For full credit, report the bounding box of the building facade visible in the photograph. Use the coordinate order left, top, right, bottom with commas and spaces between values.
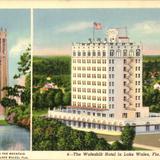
48, 28, 160, 134
0, 28, 8, 100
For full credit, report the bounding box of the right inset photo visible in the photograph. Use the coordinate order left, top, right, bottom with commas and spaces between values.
33, 9, 160, 151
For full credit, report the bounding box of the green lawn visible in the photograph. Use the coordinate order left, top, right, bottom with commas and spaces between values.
0, 119, 8, 125
133, 147, 150, 151
33, 108, 48, 117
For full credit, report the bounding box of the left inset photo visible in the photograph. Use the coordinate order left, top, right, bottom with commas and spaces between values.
0, 9, 30, 150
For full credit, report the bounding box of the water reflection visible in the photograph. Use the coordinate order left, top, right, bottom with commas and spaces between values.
0, 125, 30, 150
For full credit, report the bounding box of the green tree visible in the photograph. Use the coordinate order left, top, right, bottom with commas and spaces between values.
120, 124, 135, 150
54, 90, 63, 107
63, 91, 71, 106
1, 97, 17, 108
111, 141, 124, 150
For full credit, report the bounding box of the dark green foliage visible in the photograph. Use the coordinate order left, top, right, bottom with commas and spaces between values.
54, 90, 63, 107
1, 97, 17, 108
143, 56, 160, 112
33, 56, 71, 76
32, 117, 111, 151
111, 141, 124, 150
63, 92, 71, 106
120, 124, 135, 150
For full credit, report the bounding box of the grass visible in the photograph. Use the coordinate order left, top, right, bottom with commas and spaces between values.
0, 119, 8, 126
133, 147, 151, 151
33, 108, 48, 117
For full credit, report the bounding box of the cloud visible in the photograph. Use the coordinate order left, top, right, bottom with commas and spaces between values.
131, 20, 160, 35
56, 21, 93, 33
10, 38, 30, 56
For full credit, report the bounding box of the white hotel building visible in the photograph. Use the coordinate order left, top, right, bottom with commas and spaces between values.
48, 28, 160, 135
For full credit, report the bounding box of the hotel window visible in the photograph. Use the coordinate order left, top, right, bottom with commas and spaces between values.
92, 96, 96, 100
102, 74, 106, 78
97, 89, 101, 93
109, 114, 114, 118
102, 114, 106, 117
123, 67, 126, 71
103, 89, 106, 93
124, 96, 126, 101
98, 51, 101, 56
78, 95, 81, 99
83, 51, 86, 56
73, 73, 76, 77
97, 81, 101, 86
82, 88, 86, 92
136, 112, 140, 118
136, 49, 140, 56
82, 81, 86, 85
124, 59, 127, 64
124, 89, 126, 93
112, 97, 114, 101
92, 59, 96, 63
87, 59, 91, 63
112, 67, 114, 71
123, 49, 127, 56
155, 125, 160, 131
77, 88, 81, 92
82, 95, 86, 99
87, 67, 91, 70
92, 81, 96, 85
112, 82, 114, 86
87, 81, 91, 85
124, 81, 126, 86
97, 59, 101, 63
77, 67, 81, 70
73, 87, 76, 91
110, 50, 114, 56
97, 74, 101, 78
73, 95, 76, 98
124, 74, 126, 78
77, 80, 81, 84
73, 51, 76, 56
78, 51, 81, 56
77, 59, 81, 63
87, 103, 91, 107
109, 67, 111, 71
73, 59, 76, 63
102, 67, 106, 71
92, 67, 96, 71
77, 73, 81, 78
97, 67, 101, 71
112, 59, 114, 64
87, 51, 91, 56
103, 51, 106, 56
109, 59, 111, 64
103, 97, 106, 101
102, 82, 106, 86
82, 74, 86, 78
92, 89, 96, 93
92, 74, 96, 78
102, 59, 106, 64
73, 80, 76, 84
87, 96, 91, 100
82, 59, 86, 63
87, 88, 91, 92
97, 97, 101, 101
124, 104, 126, 108
122, 113, 127, 118
93, 51, 96, 56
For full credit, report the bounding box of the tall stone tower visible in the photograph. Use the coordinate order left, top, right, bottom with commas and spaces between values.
0, 28, 8, 100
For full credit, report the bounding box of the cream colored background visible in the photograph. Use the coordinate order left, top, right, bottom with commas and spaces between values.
0, 0, 159, 159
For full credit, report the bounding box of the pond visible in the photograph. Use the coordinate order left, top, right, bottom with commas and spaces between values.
0, 125, 30, 150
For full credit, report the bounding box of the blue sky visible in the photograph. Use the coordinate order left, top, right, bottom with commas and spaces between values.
34, 9, 160, 56
0, 9, 30, 85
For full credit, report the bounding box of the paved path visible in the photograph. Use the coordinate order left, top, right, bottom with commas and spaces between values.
133, 143, 160, 150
